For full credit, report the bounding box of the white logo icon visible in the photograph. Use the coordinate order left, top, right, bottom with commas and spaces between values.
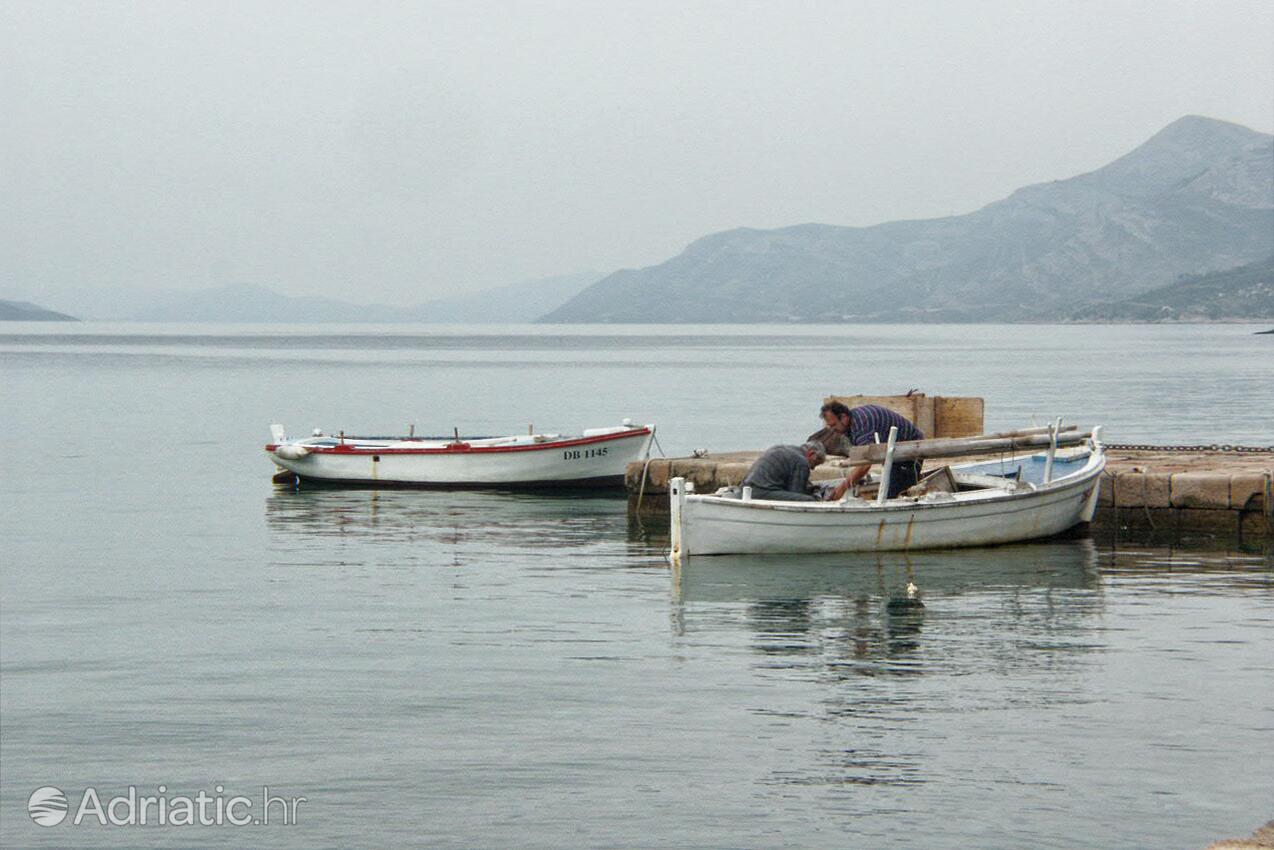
28, 786, 69, 826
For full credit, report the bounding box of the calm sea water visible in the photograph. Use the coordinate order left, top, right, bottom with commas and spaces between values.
2, 323, 1272, 849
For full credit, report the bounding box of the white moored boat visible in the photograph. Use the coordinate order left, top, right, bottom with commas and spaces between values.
670, 424, 1106, 558
267, 420, 655, 489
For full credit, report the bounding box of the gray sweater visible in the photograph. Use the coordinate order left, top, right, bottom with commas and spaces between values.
741, 445, 812, 494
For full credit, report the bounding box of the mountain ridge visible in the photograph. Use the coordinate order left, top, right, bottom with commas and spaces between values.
0, 299, 78, 321
542, 115, 1274, 323
8, 272, 600, 323
1068, 255, 1274, 322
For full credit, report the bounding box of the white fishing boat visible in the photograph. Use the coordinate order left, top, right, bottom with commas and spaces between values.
670, 424, 1106, 558
267, 420, 655, 489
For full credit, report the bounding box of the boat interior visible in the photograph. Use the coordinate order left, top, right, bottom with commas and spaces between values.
713, 449, 1096, 503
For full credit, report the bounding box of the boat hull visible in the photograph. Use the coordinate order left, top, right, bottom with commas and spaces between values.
269, 427, 653, 489
673, 450, 1105, 556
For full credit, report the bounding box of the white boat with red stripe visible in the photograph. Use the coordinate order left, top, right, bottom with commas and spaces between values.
266, 420, 655, 489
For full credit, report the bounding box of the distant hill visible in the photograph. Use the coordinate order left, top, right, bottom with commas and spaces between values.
128, 284, 404, 322
1070, 256, 1274, 322
542, 115, 1274, 323
408, 272, 601, 322
0, 299, 77, 321
18, 272, 598, 323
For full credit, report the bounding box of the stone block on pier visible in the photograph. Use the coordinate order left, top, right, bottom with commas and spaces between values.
1170, 473, 1231, 510
670, 458, 721, 492
1113, 472, 1146, 507
627, 458, 672, 493
715, 463, 751, 487
1144, 472, 1173, 508
1097, 472, 1114, 507
1230, 473, 1270, 513
636, 459, 672, 492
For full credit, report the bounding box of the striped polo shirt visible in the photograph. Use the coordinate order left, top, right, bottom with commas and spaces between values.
848, 405, 924, 446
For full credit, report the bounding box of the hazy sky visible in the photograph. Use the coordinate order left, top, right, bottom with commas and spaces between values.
4, 0, 1273, 304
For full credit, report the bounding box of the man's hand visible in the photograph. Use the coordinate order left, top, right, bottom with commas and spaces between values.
830, 480, 851, 501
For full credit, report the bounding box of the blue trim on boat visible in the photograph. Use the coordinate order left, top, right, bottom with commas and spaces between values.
960, 454, 1089, 486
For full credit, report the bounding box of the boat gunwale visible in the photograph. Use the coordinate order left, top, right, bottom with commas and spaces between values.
265, 426, 652, 456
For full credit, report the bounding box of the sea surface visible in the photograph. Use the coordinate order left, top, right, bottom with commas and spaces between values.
2, 323, 1272, 849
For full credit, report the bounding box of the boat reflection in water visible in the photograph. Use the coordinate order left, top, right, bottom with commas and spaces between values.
265, 487, 634, 550
663, 541, 1108, 792
669, 540, 1104, 679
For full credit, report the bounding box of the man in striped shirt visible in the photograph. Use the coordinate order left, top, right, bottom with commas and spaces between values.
820, 401, 924, 500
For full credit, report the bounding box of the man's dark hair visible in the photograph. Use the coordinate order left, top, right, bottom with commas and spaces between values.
820, 401, 851, 419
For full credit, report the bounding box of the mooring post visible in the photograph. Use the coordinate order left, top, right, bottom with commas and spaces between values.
1264, 472, 1273, 525
876, 426, 899, 506
669, 476, 686, 564
1044, 416, 1061, 483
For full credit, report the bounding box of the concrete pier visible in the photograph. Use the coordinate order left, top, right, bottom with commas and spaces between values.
626, 448, 1274, 546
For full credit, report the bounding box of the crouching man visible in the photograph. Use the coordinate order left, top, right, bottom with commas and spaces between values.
740, 441, 827, 501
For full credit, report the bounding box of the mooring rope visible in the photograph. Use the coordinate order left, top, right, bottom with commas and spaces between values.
634, 429, 669, 512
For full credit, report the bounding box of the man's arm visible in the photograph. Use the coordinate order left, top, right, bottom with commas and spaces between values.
829, 463, 871, 501
832, 424, 873, 498
846, 463, 871, 485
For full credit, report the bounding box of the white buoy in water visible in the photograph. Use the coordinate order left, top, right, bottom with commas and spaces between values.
886, 582, 925, 614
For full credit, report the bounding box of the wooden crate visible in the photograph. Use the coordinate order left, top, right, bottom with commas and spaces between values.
934, 396, 984, 438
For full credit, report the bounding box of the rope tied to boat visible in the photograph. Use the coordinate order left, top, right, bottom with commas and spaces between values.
633, 428, 668, 512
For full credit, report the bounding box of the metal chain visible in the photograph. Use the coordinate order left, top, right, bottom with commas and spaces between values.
1105, 442, 1274, 453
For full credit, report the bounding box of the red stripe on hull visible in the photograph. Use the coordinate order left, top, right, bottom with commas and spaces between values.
280, 473, 627, 491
